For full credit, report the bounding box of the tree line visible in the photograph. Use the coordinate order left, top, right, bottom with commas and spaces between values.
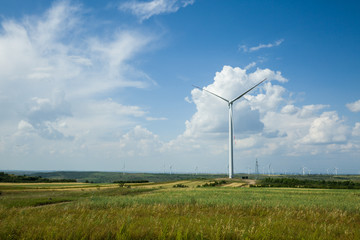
256, 177, 360, 189
113, 180, 149, 184
0, 172, 76, 183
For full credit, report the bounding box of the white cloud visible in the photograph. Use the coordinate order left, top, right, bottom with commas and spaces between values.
234, 137, 256, 149
297, 104, 328, 118
69, 56, 92, 66
281, 104, 298, 114
300, 111, 350, 144
0, 1, 156, 98
184, 96, 192, 103
240, 39, 284, 52
0, 1, 153, 125
146, 117, 168, 121
86, 99, 146, 118
245, 83, 286, 113
162, 65, 360, 172
244, 61, 256, 70
353, 123, 360, 137
172, 66, 288, 154
120, 0, 195, 22
1, 1, 359, 173
119, 125, 163, 156
18, 120, 34, 132
346, 99, 360, 112
20, 90, 73, 140
0, 1, 163, 170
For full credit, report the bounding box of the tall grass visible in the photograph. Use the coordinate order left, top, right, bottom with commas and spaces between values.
1, 186, 360, 239
87, 188, 360, 212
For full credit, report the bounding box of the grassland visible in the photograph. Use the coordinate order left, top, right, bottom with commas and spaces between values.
25, 171, 230, 183
20, 170, 360, 184
1, 178, 360, 239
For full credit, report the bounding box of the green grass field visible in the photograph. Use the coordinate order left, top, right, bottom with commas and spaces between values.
22, 170, 360, 183
1, 179, 360, 239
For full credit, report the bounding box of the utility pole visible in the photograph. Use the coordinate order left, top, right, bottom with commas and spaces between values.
255, 158, 259, 179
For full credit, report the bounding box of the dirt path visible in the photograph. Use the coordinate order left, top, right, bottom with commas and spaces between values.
243, 179, 256, 186
222, 182, 246, 187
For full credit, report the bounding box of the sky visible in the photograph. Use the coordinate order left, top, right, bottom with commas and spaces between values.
0, 0, 359, 174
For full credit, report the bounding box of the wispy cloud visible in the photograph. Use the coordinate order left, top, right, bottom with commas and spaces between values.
244, 61, 256, 70
240, 39, 284, 52
146, 116, 168, 121
119, 0, 195, 22
184, 96, 192, 103
0, 1, 155, 148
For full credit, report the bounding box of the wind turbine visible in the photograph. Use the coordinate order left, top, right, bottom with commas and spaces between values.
268, 163, 272, 176
254, 159, 260, 180
302, 166, 307, 176
193, 78, 267, 178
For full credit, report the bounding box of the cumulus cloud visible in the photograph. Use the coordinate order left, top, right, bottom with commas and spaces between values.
175, 66, 288, 151
120, 0, 195, 22
240, 39, 284, 52
281, 104, 298, 114
20, 90, 73, 140
346, 99, 360, 112
119, 125, 163, 156
163, 65, 360, 172
300, 112, 349, 144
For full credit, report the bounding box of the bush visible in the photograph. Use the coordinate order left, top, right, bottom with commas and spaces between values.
200, 180, 227, 187
257, 178, 360, 189
173, 184, 188, 188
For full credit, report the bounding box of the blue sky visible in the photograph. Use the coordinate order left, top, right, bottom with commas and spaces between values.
0, 0, 359, 174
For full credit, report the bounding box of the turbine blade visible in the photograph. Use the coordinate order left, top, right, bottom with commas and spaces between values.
192, 85, 229, 103
230, 78, 267, 103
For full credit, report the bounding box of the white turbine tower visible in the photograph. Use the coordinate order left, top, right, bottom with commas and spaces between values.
193, 78, 267, 178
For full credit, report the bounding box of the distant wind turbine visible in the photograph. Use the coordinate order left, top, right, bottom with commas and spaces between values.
193, 78, 267, 178
302, 166, 307, 176
268, 163, 272, 176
